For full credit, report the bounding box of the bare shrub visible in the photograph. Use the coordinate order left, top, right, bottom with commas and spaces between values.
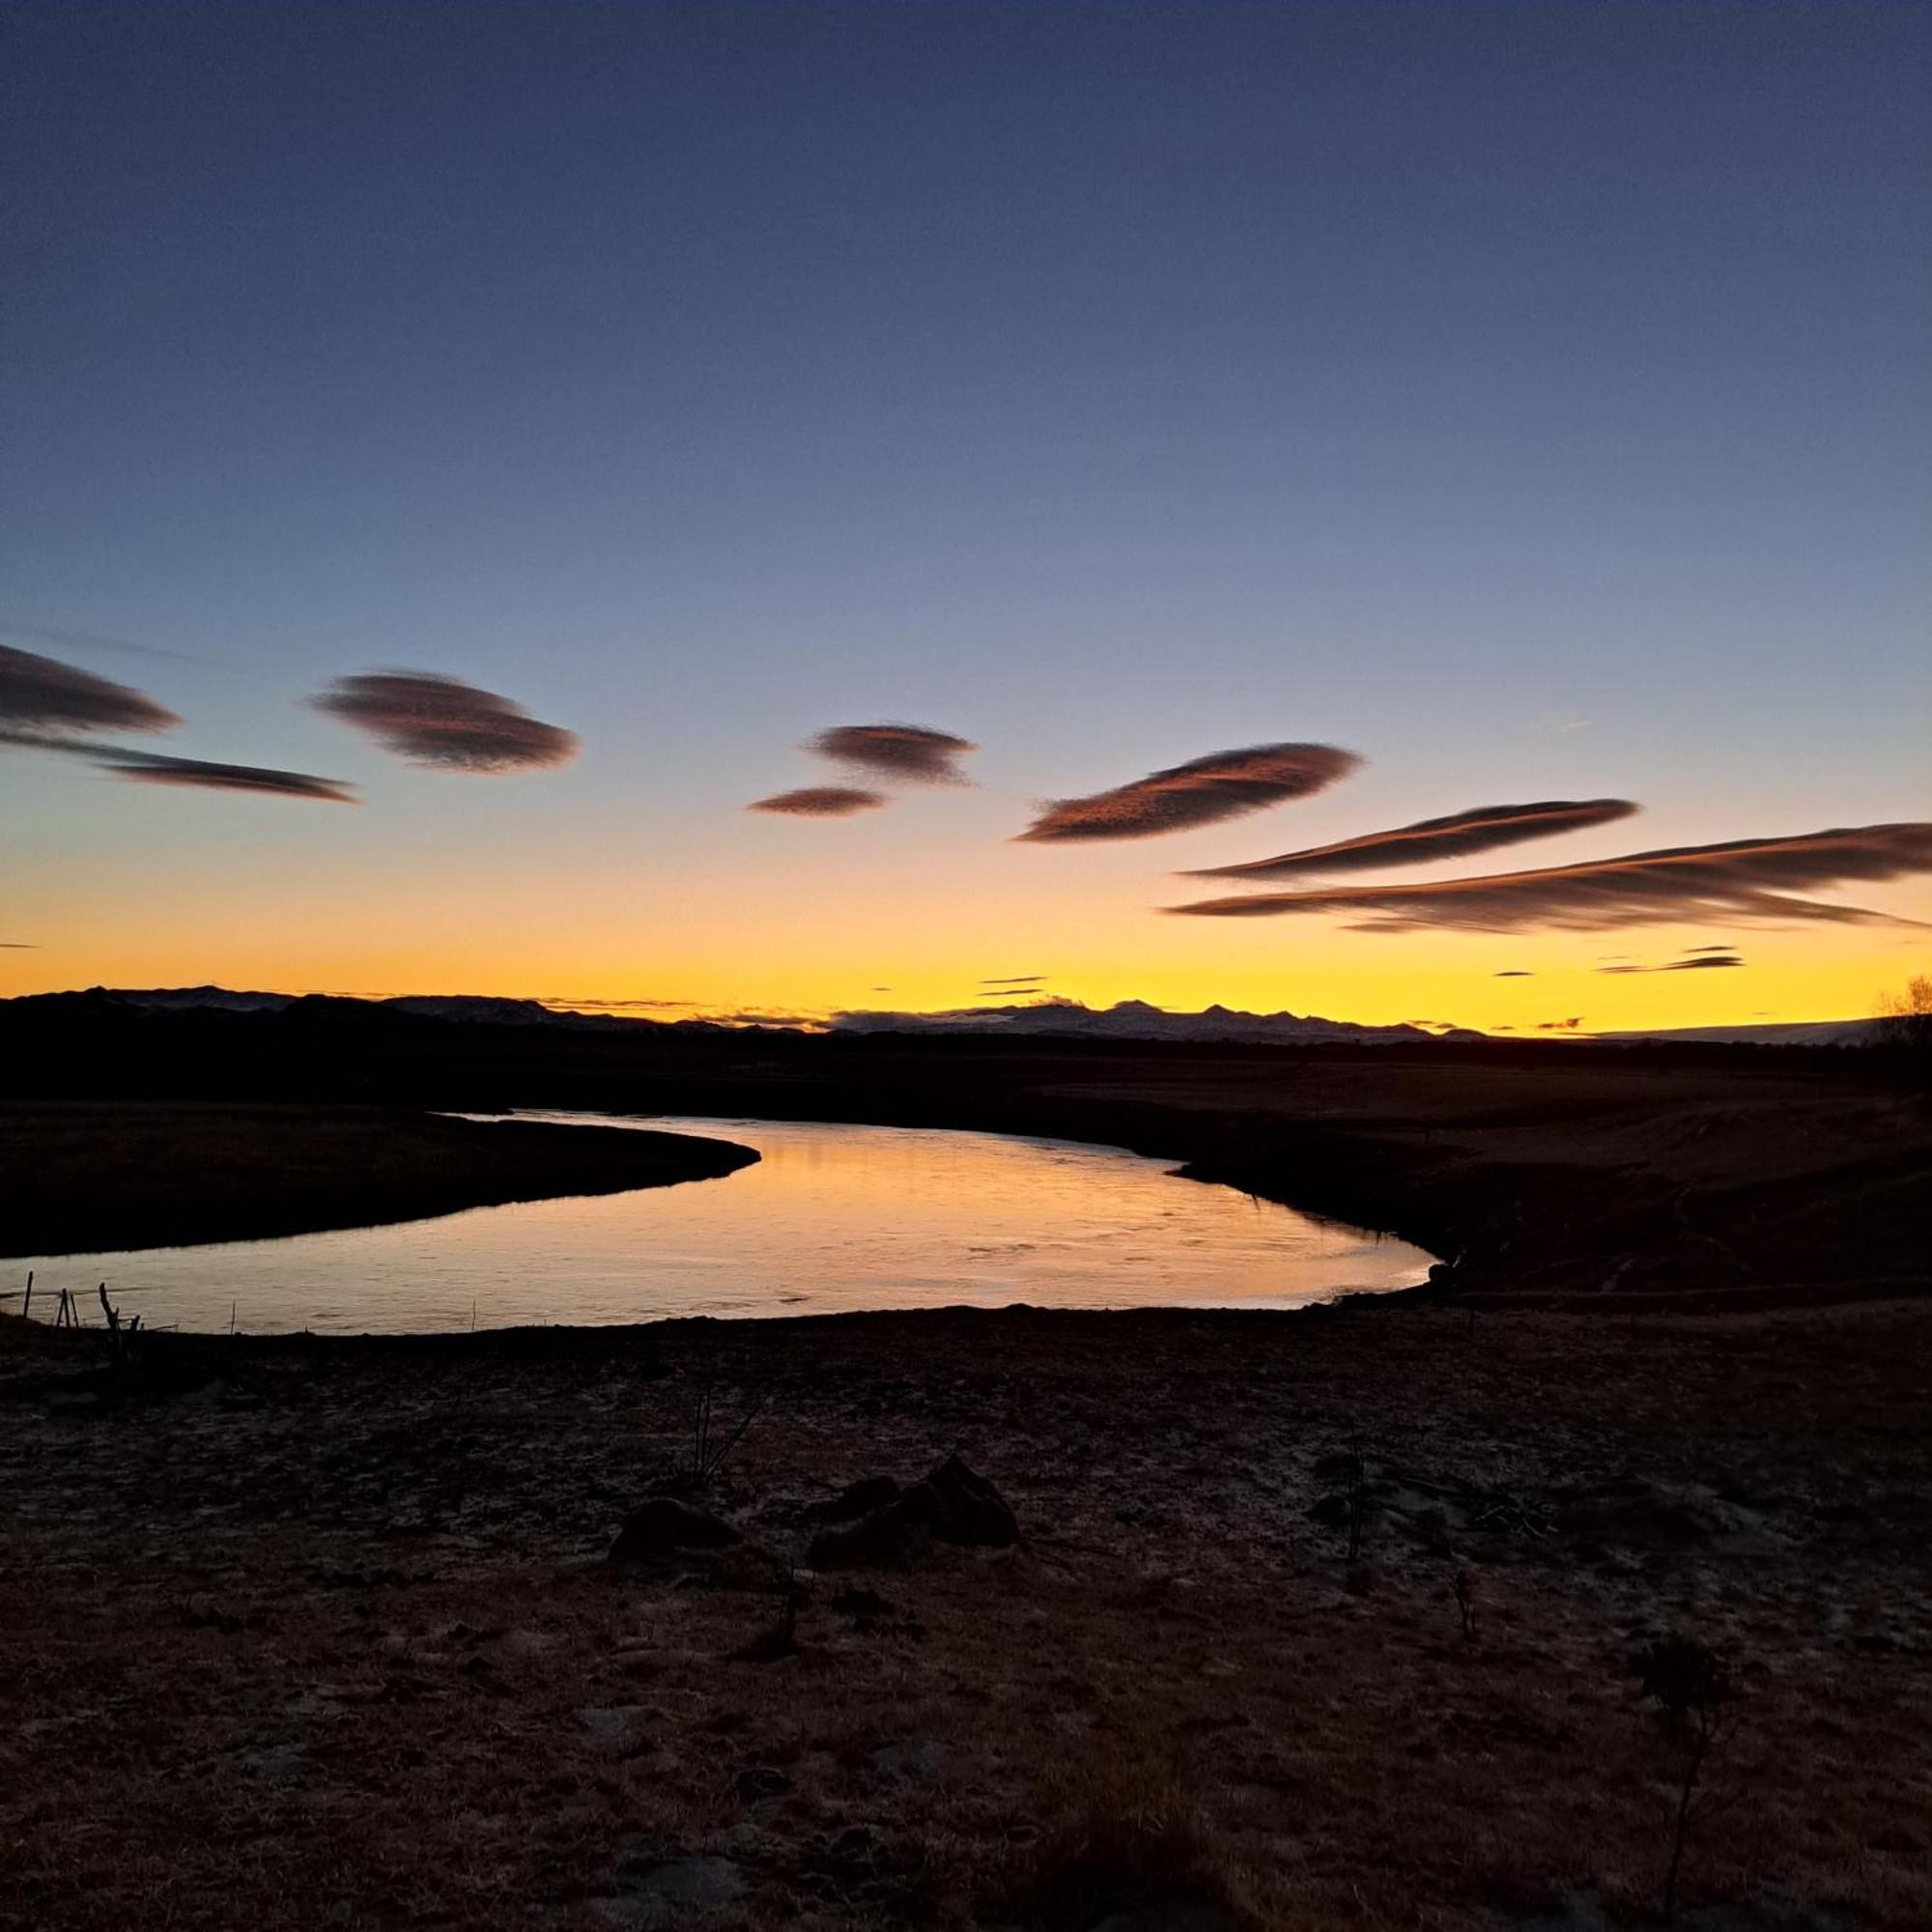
1011, 1739, 1246, 1929
1632, 1634, 1739, 1920
1874, 971, 1932, 1053
668, 1372, 773, 1493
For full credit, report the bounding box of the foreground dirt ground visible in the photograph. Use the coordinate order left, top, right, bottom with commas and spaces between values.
5, 1298, 1929, 1932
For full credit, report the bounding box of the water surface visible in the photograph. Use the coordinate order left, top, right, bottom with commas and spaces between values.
19, 1112, 1431, 1334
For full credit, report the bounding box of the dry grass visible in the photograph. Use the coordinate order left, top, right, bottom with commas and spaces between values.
4, 1295, 1930, 1929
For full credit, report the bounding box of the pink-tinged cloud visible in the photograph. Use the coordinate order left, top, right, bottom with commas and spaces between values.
1168, 823, 1932, 932
92, 747, 358, 803
0, 643, 180, 738
312, 672, 578, 773
1018, 743, 1359, 843
747, 785, 887, 818
1185, 798, 1636, 881
808, 724, 976, 784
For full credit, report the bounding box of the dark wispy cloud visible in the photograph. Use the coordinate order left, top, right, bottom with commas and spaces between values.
3, 622, 201, 666
808, 724, 975, 785
747, 785, 886, 818
91, 747, 358, 802
1185, 798, 1636, 882
312, 672, 579, 774
1682, 943, 1739, 954
1018, 743, 1359, 843
0, 643, 180, 740
1169, 824, 1932, 932
980, 973, 1047, 986
1493, 970, 1536, 978
1598, 952, 1745, 975
1540, 1017, 1584, 1031
1, 942, 36, 949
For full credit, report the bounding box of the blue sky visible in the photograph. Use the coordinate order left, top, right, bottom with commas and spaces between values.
2, 4, 1926, 1025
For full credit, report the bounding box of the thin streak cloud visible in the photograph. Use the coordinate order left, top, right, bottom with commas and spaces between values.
3, 622, 202, 666
91, 748, 359, 802
1018, 743, 1359, 843
1168, 823, 1932, 933
747, 786, 886, 817
808, 724, 975, 784
312, 672, 579, 774
1598, 953, 1746, 975
1184, 798, 1637, 881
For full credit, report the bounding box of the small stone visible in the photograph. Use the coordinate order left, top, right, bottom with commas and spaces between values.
598, 1854, 743, 1929
609, 1497, 740, 1565
810, 1455, 1016, 1569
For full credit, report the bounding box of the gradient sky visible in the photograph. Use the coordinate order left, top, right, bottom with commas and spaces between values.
3, 3, 1926, 1032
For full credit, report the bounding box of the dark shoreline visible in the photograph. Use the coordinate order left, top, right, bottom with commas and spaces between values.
0, 1101, 758, 1263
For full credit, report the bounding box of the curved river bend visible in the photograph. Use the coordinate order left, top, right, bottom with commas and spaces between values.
21, 1112, 1433, 1335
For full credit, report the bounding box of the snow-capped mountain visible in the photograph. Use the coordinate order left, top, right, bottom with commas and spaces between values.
829, 998, 1479, 1045
1586, 1018, 1883, 1047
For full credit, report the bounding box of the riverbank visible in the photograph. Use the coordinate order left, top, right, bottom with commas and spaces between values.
0, 1102, 757, 1259
5, 1017, 1928, 1304
5, 1296, 1929, 1930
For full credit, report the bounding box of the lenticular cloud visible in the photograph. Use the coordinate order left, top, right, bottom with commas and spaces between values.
1018, 743, 1358, 843
1168, 823, 1932, 932
807, 724, 976, 785
311, 672, 579, 774
1186, 798, 1636, 881
747, 786, 886, 817
0, 643, 181, 741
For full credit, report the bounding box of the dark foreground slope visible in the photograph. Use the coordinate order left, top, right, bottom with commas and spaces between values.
3, 992, 1927, 1304
4, 1299, 1929, 1931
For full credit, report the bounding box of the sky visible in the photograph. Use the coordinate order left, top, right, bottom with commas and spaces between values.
2, 3, 1927, 1034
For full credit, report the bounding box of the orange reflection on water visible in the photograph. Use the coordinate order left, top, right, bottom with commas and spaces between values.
20, 1115, 1434, 1335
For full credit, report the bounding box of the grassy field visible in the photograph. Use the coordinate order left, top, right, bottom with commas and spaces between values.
0, 1101, 756, 1259
4, 1296, 1929, 1930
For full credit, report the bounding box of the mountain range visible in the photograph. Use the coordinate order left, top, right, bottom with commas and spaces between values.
0, 985, 1885, 1049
